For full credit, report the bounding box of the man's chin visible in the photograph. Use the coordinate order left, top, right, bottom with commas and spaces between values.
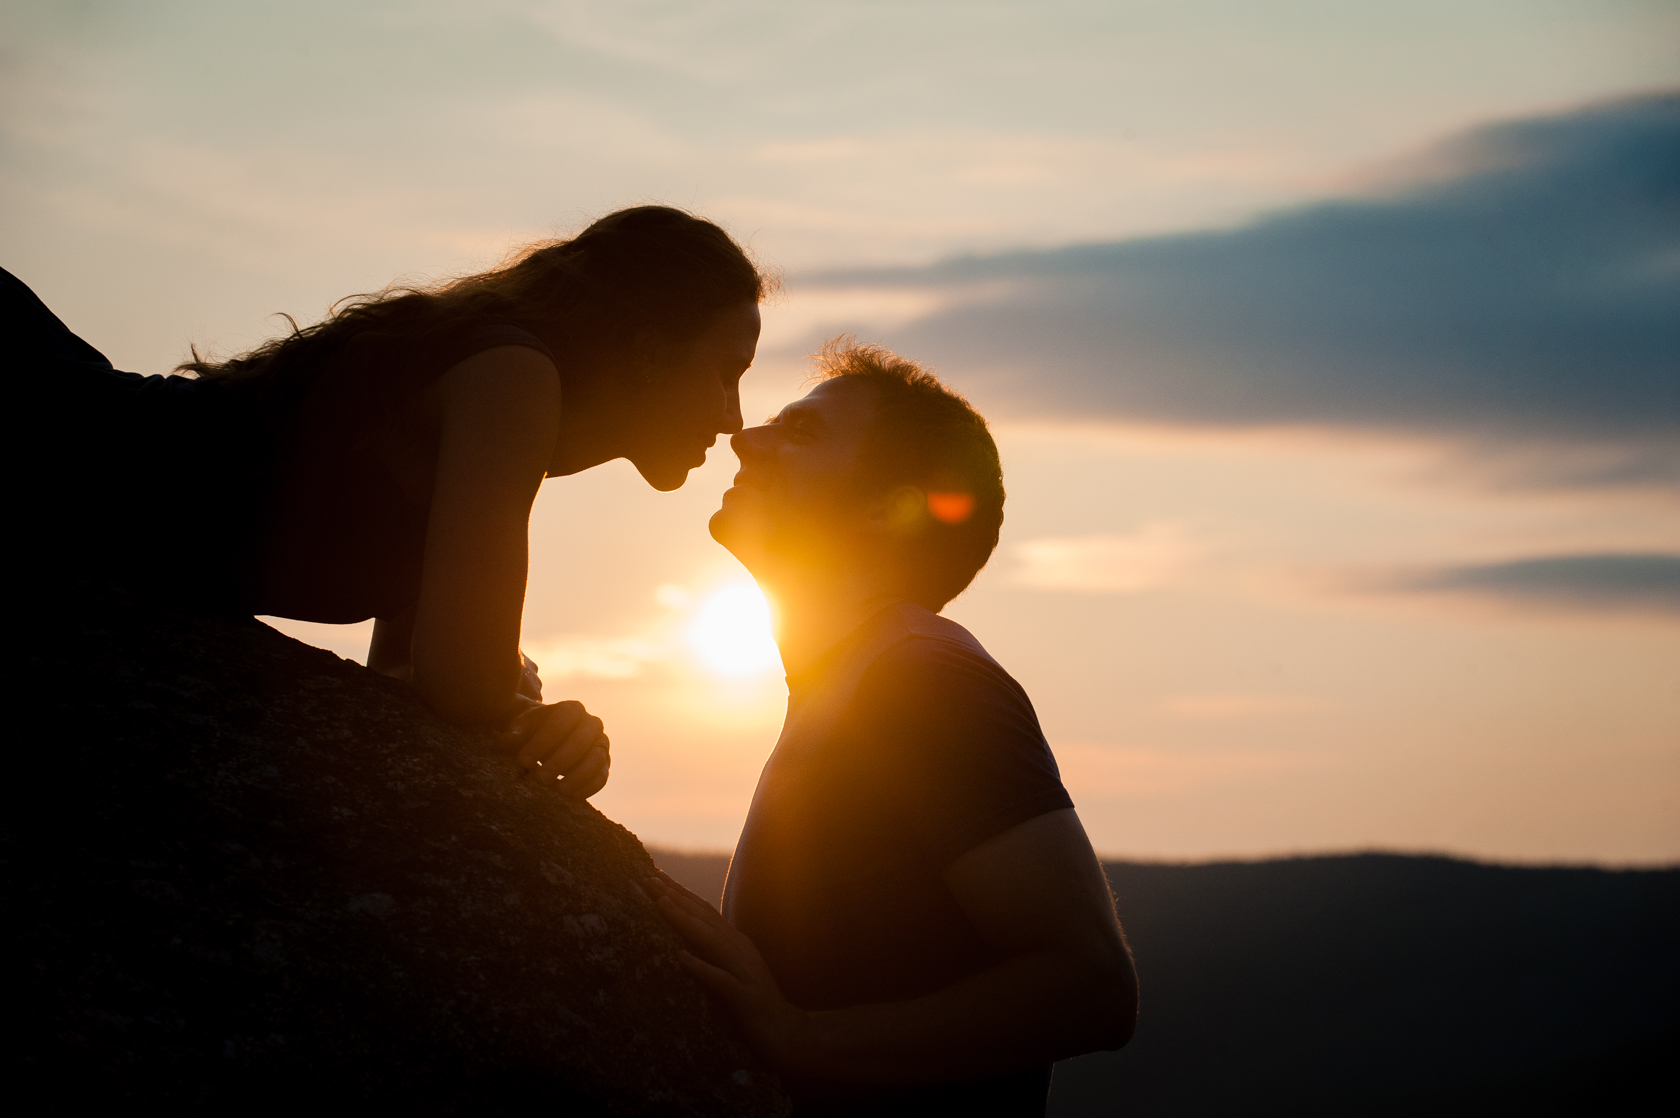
708, 506, 741, 548
708, 507, 767, 567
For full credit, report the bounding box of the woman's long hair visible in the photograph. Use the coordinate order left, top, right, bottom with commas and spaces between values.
178, 206, 771, 416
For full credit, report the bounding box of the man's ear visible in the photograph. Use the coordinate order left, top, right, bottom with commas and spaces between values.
866, 485, 929, 536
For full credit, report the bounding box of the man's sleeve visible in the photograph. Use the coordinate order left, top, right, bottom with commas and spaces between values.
851, 638, 1075, 868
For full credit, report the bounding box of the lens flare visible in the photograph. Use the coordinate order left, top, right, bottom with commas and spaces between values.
687, 583, 780, 677
927, 491, 975, 524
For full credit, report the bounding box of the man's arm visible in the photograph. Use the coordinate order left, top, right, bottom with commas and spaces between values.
651, 807, 1137, 1083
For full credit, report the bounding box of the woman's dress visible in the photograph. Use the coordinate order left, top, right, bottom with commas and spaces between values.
9, 265, 554, 621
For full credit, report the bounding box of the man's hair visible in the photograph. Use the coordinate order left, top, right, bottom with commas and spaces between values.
813, 338, 1005, 611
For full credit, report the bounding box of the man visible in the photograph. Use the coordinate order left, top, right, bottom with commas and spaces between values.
648, 341, 1137, 1115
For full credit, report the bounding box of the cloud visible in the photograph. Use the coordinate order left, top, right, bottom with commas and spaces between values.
520, 635, 664, 680
1384, 553, 1680, 614
1055, 743, 1316, 797
796, 92, 1680, 478
1162, 694, 1330, 720
1014, 523, 1200, 592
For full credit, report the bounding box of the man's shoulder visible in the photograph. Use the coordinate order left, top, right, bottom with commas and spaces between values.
855, 610, 1037, 723
843, 610, 1070, 856
871, 611, 1012, 678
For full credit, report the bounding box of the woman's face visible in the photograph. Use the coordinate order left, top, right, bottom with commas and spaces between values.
625, 301, 760, 491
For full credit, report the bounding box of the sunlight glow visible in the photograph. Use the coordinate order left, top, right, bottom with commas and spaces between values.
687, 583, 781, 678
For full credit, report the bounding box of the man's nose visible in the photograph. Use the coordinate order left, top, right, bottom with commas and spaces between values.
730, 423, 773, 460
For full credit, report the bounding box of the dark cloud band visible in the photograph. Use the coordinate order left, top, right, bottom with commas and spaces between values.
798, 92, 1680, 469
1387, 554, 1680, 613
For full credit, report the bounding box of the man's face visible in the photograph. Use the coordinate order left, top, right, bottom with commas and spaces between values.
708, 376, 880, 574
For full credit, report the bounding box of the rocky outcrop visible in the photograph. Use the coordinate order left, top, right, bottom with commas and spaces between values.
9, 581, 786, 1115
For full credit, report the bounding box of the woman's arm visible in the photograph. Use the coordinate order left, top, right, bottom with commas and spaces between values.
384, 344, 612, 796
409, 346, 560, 725
368, 612, 416, 681
368, 618, 541, 694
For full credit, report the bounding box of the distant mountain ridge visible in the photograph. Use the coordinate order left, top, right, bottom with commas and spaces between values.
649, 849, 1677, 1116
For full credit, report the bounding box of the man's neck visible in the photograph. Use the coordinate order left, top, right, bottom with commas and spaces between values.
765, 569, 907, 679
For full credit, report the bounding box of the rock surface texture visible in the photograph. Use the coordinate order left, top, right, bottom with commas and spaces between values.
11, 582, 787, 1115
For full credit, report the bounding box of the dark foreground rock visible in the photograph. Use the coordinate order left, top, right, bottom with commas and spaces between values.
9, 582, 787, 1115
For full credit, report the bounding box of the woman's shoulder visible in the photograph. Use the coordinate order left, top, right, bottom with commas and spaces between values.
340, 320, 553, 374
326, 321, 556, 415
421, 322, 556, 375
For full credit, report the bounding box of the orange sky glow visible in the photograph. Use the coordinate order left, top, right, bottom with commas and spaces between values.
6, 0, 1675, 863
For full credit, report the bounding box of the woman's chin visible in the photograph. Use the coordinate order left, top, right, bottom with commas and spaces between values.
634, 459, 692, 491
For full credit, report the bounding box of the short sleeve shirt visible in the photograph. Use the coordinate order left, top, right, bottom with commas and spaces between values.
722, 603, 1073, 1115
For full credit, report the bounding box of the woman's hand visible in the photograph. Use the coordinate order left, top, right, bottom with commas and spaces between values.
646, 871, 818, 1073
499, 699, 611, 798
517, 651, 544, 702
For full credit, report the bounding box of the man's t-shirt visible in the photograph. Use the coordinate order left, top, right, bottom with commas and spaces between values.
722, 603, 1074, 1116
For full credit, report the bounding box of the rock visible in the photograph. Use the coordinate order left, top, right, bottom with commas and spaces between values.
8, 581, 788, 1115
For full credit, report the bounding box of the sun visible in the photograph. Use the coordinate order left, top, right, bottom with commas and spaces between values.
686, 583, 780, 677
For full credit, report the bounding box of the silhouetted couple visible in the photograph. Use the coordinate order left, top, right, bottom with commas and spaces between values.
11, 206, 1135, 1115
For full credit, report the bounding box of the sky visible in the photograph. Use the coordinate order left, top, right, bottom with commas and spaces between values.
4, 0, 1676, 863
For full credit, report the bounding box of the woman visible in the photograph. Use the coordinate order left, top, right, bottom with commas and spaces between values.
17, 206, 769, 797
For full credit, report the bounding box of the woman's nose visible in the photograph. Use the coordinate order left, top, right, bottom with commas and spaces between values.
720, 383, 744, 435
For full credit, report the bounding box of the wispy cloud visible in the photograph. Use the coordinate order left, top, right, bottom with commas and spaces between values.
1014, 523, 1201, 592
1055, 743, 1316, 797
519, 635, 665, 681
1162, 694, 1331, 720
796, 93, 1680, 484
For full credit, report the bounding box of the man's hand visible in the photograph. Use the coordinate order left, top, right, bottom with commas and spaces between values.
498, 699, 611, 798
654, 810, 1135, 1086
646, 871, 817, 1072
